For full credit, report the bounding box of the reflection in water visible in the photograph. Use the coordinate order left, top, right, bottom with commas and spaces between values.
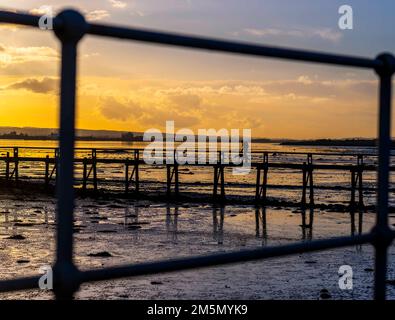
255, 206, 267, 245
212, 206, 224, 245
350, 209, 364, 236
301, 207, 314, 241
350, 208, 364, 252
166, 205, 178, 243
44, 207, 49, 227
124, 205, 141, 241
3, 209, 9, 232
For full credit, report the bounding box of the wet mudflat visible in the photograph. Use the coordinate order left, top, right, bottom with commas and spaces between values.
1, 191, 395, 300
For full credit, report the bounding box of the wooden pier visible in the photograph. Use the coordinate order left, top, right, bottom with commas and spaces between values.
0, 146, 389, 207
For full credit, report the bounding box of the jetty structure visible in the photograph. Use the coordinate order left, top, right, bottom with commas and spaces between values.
0, 145, 382, 209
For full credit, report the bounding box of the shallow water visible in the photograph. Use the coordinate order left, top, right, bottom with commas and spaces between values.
0, 191, 395, 300
1, 140, 395, 299
0, 140, 392, 207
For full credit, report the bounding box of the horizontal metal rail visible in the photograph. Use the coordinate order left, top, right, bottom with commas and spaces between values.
0, 9, 394, 300
0, 233, 375, 293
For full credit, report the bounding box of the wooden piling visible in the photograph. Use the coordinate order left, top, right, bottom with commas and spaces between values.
92, 149, 97, 192
301, 154, 314, 207
255, 152, 269, 203
82, 157, 87, 192
45, 155, 50, 186
125, 159, 129, 194
5, 152, 9, 181
13, 147, 19, 182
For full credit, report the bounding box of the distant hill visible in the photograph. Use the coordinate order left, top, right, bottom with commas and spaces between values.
0, 126, 144, 141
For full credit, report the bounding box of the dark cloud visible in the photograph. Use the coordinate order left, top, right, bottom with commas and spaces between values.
7, 77, 58, 94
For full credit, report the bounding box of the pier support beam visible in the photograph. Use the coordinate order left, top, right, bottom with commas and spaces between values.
166, 164, 179, 197
4, 148, 19, 183
301, 153, 314, 207
45, 154, 58, 187
125, 150, 140, 195
81, 149, 98, 192
350, 155, 365, 209
255, 152, 269, 203
213, 164, 225, 201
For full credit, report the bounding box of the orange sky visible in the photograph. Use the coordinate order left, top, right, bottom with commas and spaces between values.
0, 1, 394, 139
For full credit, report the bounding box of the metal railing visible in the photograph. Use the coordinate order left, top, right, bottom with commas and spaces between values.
0, 9, 394, 300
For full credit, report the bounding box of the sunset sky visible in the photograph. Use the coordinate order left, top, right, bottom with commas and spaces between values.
0, 0, 394, 139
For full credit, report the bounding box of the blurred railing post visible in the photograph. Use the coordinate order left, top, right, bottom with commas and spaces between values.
373, 53, 395, 300
53, 10, 87, 299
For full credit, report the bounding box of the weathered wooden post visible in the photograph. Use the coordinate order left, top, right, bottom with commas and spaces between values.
125, 158, 129, 195
350, 168, 356, 208
357, 155, 364, 208
301, 162, 307, 206
45, 155, 50, 186
92, 149, 97, 192
166, 164, 171, 197
5, 152, 9, 181
134, 149, 139, 194
13, 147, 19, 182
82, 157, 87, 192
213, 151, 225, 200
307, 153, 314, 205
255, 152, 269, 203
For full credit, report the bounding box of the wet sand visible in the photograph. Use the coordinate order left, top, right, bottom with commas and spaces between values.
1, 190, 395, 300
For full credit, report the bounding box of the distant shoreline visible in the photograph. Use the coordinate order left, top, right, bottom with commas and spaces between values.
280, 139, 391, 148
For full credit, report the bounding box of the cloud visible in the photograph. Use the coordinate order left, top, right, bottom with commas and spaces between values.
86, 10, 110, 21
6, 77, 58, 94
243, 27, 342, 42
100, 97, 142, 121
0, 44, 58, 68
108, 0, 127, 8
99, 96, 201, 127
297, 75, 313, 85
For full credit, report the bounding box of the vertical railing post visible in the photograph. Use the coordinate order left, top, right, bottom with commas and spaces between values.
373, 53, 395, 300
53, 10, 87, 300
